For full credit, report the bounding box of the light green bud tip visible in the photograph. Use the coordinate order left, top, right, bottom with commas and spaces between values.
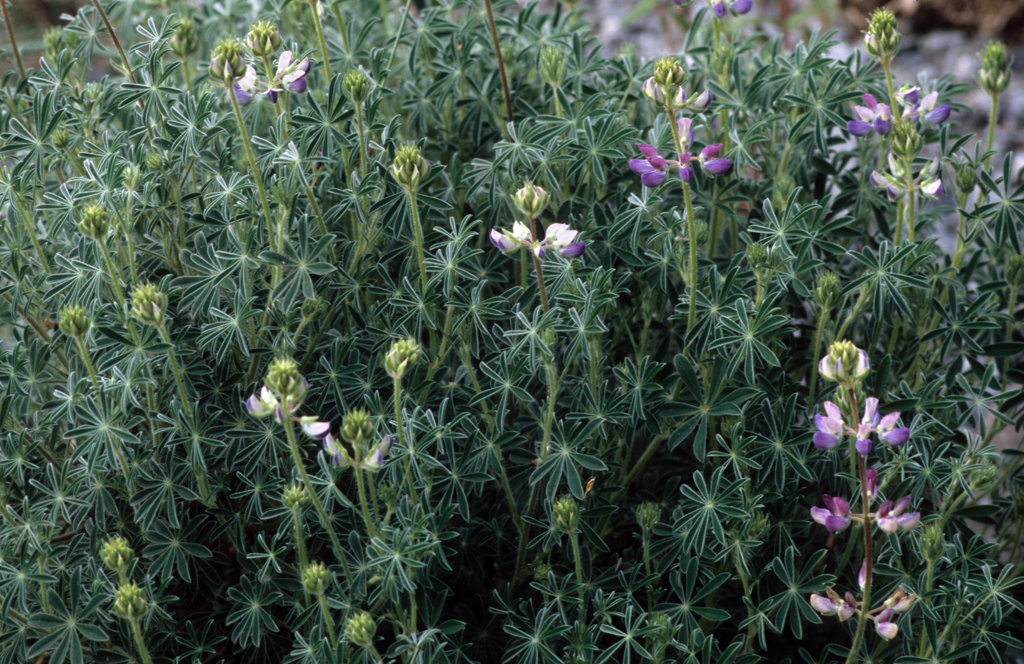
385, 337, 422, 379
378, 484, 399, 509
748, 510, 770, 540
746, 242, 768, 267
283, 483, 309, 510
865, 8, 901, 62
145, 151, 165, 172
44, 27, 64, 61
244, 20, 282, 58
341, 408, 375, 447
553, 495, 579, 533
171, 16, 200, 58
653, 57, 685, 92
209, 37, 248, 83
954, 162, 978, 195
347, 611, 377, 649
979, 41, 1011, 96
301, 296, 326, 322
101, 536, 134, 574
265, 357, 305, 401
815, 271, 841, 310
636, 502, 661, 532
533, 564, 552, 582
131, 283, 167, 326
970, 461, 999, 493
302, 562, 329, 594
391, 144, 430, 192
822, 339, 869, 383
1006, 253, 1024, 289
343, 69, 370, 104
78, 203, 109, 239
890, 121, 922, 160
919, 522, 945, 562
514, 183, 549, 219
114, 583, 149, 621
50, 127, 70, 150
540, 46, 566, 87
59, 305, 91, 339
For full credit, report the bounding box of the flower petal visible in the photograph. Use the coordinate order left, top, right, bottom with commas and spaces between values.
847, 121, 873, 137
641, 171, 667, 188
702, 158, 731, 175
629, 159, 655, 175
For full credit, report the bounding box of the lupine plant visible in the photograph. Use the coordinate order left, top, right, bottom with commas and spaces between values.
1, 0, 1023, 663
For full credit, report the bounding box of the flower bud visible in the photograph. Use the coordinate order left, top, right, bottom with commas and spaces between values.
865, 8, 901, 62
265, 357, 306, 404
533, 564, 552, 582
390, 144, 430, 192
890, 121, 922, 161
101, 536, 134, 574
514, 183, 549, 219
114, 583, 149, 621
969, 460, 999, 493
1006, 253, 1024, 289
131, 283, 167, 326
343, 68, 370, 104
748, 510, 770, 540
653, 57, 686, 92
301, 296, 326, 322
919, 522, 945, 562
553, 495, 579, 533
283, 483, 309, 510
44, 27, 64, 62
244, 20, 282, 58
122, 164, 142, 193
636, 502, 661, 533
384, 337, 422, 379
209, 37, 248, 83
302, 562, 329, 594
954, 162, 978, 195
746, 242, 768, 268
540, 46, 566, 87
347, 611, 377, 649
979, 41, 1011, 97
78, 203, 109, 239
59, 305, 91, 339
51, 127, 70, 150
171, 16, 200, 59
820, 340, 869, 383
341, 409, 375, 447
378, 484, 399, 511
815, 271, 841, 310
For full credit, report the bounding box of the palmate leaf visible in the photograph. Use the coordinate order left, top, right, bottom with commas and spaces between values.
27, 570, 108, 664
259, 220, 335, 312
225, 576, 283, 648
677, 467, 748, 557
765, 547, 834, 639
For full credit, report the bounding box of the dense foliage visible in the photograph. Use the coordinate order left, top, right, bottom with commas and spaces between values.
1, 0, 1023, 663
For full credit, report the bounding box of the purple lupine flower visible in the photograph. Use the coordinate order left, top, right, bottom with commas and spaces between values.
699, 143, 731, 174
921, 179, 943, 197
690, 89, 712, 111
811, 495, 851, 532
865, 469, 878, 500
559, 242, 586, 258
818, 346, 869, 382
855, 421, 873, 456
813, 401, 844, 450
847, 94, 892, 136
730, 0, 753, 14
809, 592, 855, 621
874, 609, 899, 640
630, 143, 670, 188
490, 229, 519, 254
302, 420, 332, 438
858, 560, 867, 590
710, 0, 752, 18
877, 411, 909, 446
642, 77, 663, 104
377, 435, 394, 456
323, 434, 351, 468
231, 65, 258, 105
276, 51, 311, 93
876, 496, 920, 533
918, 91, 950, 124
678, 118, 694, 149
246, 386, 278, 417
363, 449, 385, 470
539, 223, 586, 259
895, 86, 920, 108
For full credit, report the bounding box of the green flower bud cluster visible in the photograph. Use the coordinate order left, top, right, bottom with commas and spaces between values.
283, 483, 309, 510
385, 337, 422, 379
265, 357, 306, 402
302, 562, 329, 594
865, 9, 901, 62
712, 40, 734, 80
171, 16, 200, 59
746, 242, 768, 268
821, 339, 869, 384
50, 128, 70, 150
300, 296, 326, 322
653, 57, 686, 93
553, 495, 579, 533
131, 283, 167, 326
101, 536, 135, 574
347, 611, 377, 649
969, 460, 999, 493
636, 502, 661, 533
209, 37, 248, 83
815, 271, 841, 310
954, 161, 978, 194
514, 183, 549, 219
919, 522, 945, 562
59, 305, 91, 339
145, 151, 165, 172
890, 121, 922, 161
114, 583, 149, 621
1006, 253, 1024, 289
123, 164, 142, 192
533, 564, 552, 582
979, 41, 1011, 97
244, 20, 282, 58
44, 27, 64, 62
341, 409, 375, 448
391, 144, 430, 192
540, 46, 566, 87
747, 510, 770, 540
78, 203, 109, 239
343, 69, 370, 104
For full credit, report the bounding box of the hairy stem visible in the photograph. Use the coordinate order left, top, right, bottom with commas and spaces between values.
482, 0, 513, 125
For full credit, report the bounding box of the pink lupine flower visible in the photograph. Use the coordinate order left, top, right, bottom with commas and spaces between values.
847, 94, 892, 136
813, 401, 844, 450
811, 495, 851, 532
630, 143, 670, 188
876, 497, 920, 533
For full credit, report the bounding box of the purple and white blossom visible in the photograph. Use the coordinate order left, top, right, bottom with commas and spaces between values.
874, 608, 899, 640
630, 143, 670, 188
847, 94, 892, 137
809, 592, 856, 621
810, 495, 851, 532
813, 401, 844, 450
876, 497, 920, 533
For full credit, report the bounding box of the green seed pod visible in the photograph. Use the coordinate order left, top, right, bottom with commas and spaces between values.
514, 183, 549, 219
343, 68, 370, 104
171, 16, 200, 59
384, 337, 422, 379
114, 583, 149, 621
78, 203, 109, 239
283, 484, 309, 510
919, 521, 945, 563
890, 121, 923, 161
341, 409, 375, 447
302, 562, 329, 594
553, 495, 579, 533
347, 611, 377, 649
1007, 253, 1024, 289
131, 283, 167, 326
865, 8, 901, 62
265, 357, 306, 403
815, 271, 841, 310
979, 40, 1011, 97
636, 502, 661, 533
540, 46, 566, 88
59, 305, 91, 339
209, 37, 248, 83
244, 20, 282, 58
101, 536, 134, 574
391, 144, 430, 192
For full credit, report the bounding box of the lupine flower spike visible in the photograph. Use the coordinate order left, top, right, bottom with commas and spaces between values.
809, 588, 856, 621
490, 221, 585, 259
870, 155, 943, 202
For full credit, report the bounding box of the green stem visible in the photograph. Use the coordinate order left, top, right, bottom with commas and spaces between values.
11, 191, 50, 273
669, 110, 698, 334
808, 306, 830, 406
985, 92, 997, 170
129, 618, 154, 664
309, 0, 333, 81
292, 506, 309, 571
74, 337, 101, 392
882, 59, 899, 117
409, 191, 429, 297
1, 0, 27, 81
1004, 285, 1018, 390
527, 215, 549, 312
904, 163, 916, 244
842, 391, 873, 664
394, 375, 416, 496
123, 195, 138, 286
569, 528, 585, 606
156, 325, 193, 422
331, 4, 351, 53
317, 592, 339, 650
355, 102, 369, 181
229, 87, 275, 251
181, 58, 193, 96
482, 0, 513, 125
353, 465, 377, 539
